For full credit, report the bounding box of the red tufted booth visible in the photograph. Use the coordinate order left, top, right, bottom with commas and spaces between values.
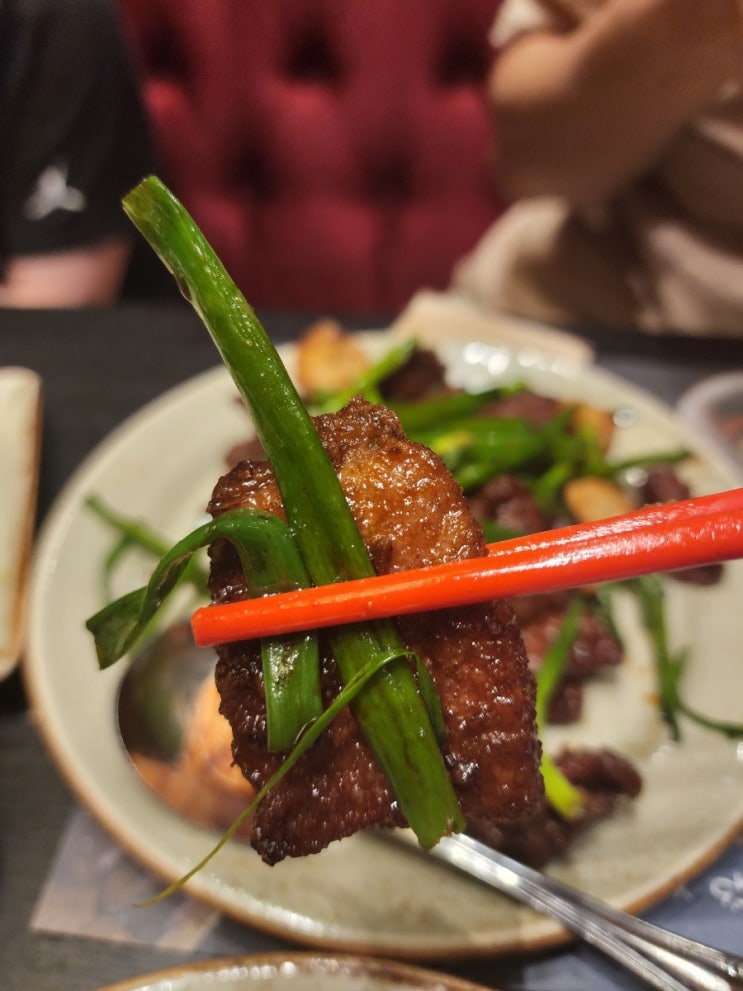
118, 0, 503, 313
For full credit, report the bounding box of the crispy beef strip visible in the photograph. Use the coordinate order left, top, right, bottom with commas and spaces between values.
468, 474, 552, 536
641, 466, 723, 586
468, 473, 623, 725
378, 346, 449, 401
514, 598, 624, 724
208, 397, 543, 864
470, 747, 642, 867
484, 390, 564, 428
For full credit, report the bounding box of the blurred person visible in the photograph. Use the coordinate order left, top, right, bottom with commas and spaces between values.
0, 0, 155, 307
453, 0, 743, 336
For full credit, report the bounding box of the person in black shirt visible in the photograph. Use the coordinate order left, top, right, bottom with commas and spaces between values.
0, 0, 156, 306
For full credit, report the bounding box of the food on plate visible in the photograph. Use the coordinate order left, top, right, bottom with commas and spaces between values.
87, 178, 740, 886
129, 676, 255, 836
294, 318, 369, 396
209, 396, 543, 864
291, 326, 721, 732
186, 678, 254, 804
472, 747, 641, 867
283, 328, 663, 862
89, 178, 550, 872
563, 476, 634, 523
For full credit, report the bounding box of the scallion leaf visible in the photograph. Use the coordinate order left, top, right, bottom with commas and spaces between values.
121, 176, 465, 847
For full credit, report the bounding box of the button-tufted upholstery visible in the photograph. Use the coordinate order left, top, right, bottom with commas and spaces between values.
119, 1, 503, 313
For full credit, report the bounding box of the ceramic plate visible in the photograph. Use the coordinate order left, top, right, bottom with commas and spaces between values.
25, 333, 743, 960
95, 952, 495, 991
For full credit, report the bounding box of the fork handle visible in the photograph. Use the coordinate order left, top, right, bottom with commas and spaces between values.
433, 834, 743, 991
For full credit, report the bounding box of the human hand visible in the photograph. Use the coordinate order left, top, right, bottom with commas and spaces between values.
490, 0, 743, 203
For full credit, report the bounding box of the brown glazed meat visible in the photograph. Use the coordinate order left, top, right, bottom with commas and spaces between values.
208, 397, 543, 864
470, 747, 642, 867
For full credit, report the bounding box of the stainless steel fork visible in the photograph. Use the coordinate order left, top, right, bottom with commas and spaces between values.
392, 830, 743, 991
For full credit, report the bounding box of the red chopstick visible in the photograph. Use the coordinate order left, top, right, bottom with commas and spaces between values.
191, 488, 743, 647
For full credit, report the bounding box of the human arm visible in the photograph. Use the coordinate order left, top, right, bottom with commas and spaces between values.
0, 237, 132, 308
0, 0, 155, 308
489, 0, 743, 206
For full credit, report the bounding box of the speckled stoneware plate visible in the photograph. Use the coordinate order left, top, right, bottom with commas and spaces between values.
95, 952, 495, 991
25, 332, 743, 960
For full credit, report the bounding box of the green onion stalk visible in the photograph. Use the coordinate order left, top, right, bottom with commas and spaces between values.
87, 509, 323, 753
600, 577, 743, 741
309, 338, 418, 413
534, 598, 583, 819
86, 494, 209, 600
120, 176, 465, 847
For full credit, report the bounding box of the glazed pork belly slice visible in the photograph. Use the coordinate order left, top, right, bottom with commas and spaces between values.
469, 747, 642, 867
208, 397, 543, 865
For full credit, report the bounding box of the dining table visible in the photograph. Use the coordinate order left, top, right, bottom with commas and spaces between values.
1, 300, 742, 991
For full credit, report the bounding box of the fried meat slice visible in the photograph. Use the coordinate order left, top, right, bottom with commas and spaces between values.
208, 397, 543, 864
470, 747, 642, 867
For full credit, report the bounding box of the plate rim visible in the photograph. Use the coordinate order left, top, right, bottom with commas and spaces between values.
92, 950, 497, 991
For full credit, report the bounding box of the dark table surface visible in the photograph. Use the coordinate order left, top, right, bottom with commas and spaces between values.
1, 303, 742, 991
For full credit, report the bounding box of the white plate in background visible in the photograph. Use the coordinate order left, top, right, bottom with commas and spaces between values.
95, 952, 495, 991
